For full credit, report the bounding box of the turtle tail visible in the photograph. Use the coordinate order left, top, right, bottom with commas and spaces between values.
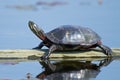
28, 21, 46, 40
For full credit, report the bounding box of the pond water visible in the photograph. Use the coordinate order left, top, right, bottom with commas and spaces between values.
0, 0, 120, 80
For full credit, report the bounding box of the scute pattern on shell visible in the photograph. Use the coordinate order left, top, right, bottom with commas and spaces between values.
46, 25, 101, 45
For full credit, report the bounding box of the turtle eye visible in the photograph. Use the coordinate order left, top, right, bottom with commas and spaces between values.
33, 24, 37, 27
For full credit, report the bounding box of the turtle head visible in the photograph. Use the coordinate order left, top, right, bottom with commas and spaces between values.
28, 21, 46, 40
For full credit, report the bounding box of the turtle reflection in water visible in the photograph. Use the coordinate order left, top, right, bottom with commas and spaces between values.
36, 58, 112, 80
28, 21, 112, 59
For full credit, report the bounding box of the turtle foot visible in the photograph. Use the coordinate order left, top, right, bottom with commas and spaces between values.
103, 45, 112, 56
98, 45, 112, 57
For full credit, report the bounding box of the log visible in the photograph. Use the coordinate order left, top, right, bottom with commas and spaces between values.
0, 48, 119, 59
0, 48, 119, 63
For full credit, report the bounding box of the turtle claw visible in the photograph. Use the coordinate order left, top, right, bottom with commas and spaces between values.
40, 55, 49, 60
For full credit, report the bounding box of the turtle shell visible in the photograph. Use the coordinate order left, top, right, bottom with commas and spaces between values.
46, 25, 101, 46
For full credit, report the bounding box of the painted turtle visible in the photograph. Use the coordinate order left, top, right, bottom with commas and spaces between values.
28, 21, 112, 59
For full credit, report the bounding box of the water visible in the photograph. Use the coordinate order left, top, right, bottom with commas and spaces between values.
0, 0, 120, 80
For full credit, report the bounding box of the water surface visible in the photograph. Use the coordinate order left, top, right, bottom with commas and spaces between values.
0, 0, 120, 80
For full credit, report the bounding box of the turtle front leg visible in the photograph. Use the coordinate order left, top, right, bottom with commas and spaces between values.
41, 45, 57, 59
33, 42, 44, 49
41, 45, 63, 59
97, 44, 112, 56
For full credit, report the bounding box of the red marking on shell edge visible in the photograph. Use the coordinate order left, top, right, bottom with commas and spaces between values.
97, 40, 102, 45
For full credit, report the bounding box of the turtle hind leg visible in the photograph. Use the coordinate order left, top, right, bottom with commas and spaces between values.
97, 44, 112, 56
33, 42, 44, 49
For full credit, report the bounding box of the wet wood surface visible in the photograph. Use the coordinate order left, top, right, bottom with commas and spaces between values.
0, 48, 119, 59
0, 48, 120, 62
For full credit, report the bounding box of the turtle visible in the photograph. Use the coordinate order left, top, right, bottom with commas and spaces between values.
28, 21, 112, 59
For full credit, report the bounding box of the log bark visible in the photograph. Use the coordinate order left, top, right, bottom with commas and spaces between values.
0, 48, 120, 62
0, 48, 119, 59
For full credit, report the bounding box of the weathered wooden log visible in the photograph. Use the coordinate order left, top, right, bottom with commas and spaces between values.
0, 48, 119, 59
0, 48, 119, 63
